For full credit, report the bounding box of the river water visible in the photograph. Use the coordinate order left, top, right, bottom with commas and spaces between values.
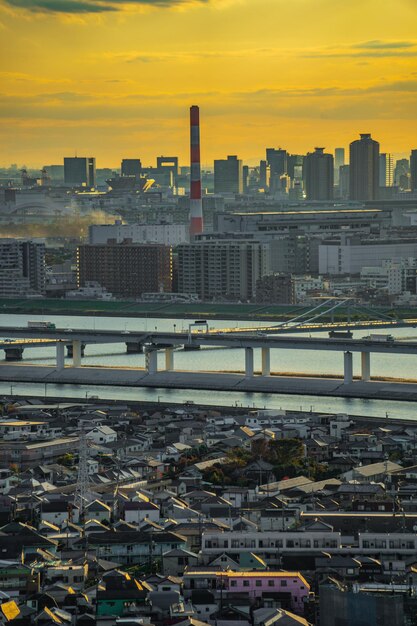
1, 313, 417, 420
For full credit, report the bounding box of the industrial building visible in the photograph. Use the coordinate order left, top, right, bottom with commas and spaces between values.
213, 207, 389, 237
319, 236, 417, 275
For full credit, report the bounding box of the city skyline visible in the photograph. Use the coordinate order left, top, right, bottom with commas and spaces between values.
0, 0, 416, 166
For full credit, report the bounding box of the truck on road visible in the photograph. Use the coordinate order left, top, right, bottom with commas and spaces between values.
363, 333, 394, 342
27, 321, 56, 330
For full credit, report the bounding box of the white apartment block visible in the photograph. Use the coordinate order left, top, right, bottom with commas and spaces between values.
177, 240, 270, 301
361, 258, 417, 295
201, 529, 417, 566
319, 238, 417, 275
88, 221, 189, 246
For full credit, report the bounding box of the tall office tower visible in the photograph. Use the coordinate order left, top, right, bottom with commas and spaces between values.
189, 105, 203, 237
266, 148, 287, 178
287, 154, 304, 180
214, 155, 243, 194
394, 158, 410, 188
64, 157, 96, 187
339, 165, 350, 200
304, 147, 334, 201
242, 165, 249, 193
334, 148, 345, 185
379, 153, 394, 187
411, 150, 417, 192
88, 157, 96, 188
121, 159, 142, 178
77, 242, 172, 298
349, 133, 379, 201
259, 160, 269, 190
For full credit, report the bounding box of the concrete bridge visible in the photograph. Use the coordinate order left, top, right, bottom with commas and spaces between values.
0, 325, 417, 385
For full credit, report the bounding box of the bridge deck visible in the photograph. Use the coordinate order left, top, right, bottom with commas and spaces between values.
2, 326, 417, 354
1, 364, 417, 401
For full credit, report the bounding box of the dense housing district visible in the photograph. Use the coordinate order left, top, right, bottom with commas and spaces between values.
0, 399, 417, 625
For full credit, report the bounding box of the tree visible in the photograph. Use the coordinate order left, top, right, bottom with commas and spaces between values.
268, 439, 304, 466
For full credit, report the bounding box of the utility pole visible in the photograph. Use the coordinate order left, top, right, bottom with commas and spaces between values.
74, 425, 94, 529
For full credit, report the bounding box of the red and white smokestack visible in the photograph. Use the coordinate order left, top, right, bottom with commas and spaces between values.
189, 105, 203, 238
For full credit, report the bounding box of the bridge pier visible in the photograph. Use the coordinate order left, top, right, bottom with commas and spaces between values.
361, 352, 371, 382
126, 342, 143, 354
165, 347, 174, 371
56, 342, 65, 371
66, 343, 85, 358
145, 348, 158, 375
72, 341, 82, 368
245, 347, 254, 378
4, 347, 24, 361
343, 351, 353, 385
261, 347, 271, 376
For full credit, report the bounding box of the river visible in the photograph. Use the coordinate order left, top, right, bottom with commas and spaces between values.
1, 313, 417, 420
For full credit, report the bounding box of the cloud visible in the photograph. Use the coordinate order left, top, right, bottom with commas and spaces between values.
353, 39, 415, 50
2, 0, 208, 13
1, 78, 417, 124
303, 40, 417, 59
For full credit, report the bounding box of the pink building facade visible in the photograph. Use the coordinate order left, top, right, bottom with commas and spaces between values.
183, 570, 310, 615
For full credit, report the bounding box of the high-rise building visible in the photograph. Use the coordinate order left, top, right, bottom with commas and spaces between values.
304, 147, 334, 201
259, 160, 269, 190
77, 242, 172, 298
379, 153, 394, 187
287, 154, 304, 180
121, 159, 142, 178
0, 239, 45, 297
157, 156, 179, 176
156, 156, 179, 187
177, 240, 270, 301
334, 148, 345, 185
394, 158, 410, 188
64, 157, 96, 187
214, 155, 243, 194
88, 157, 96, 188
266, 148, 287, 177
349, 133, 379, 201
338, 165, 350, 200
411, 150, 417, 192
242, 165, 249, 193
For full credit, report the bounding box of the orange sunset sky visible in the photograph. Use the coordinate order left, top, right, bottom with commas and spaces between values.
0, 0, 417, 168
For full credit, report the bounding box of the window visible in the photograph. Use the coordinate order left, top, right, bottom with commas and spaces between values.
231, 580, 237, 587
256, 580, 262, 587
243, 581, 249, 587
268, 580, 275, 587
281, 580, 287, 587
